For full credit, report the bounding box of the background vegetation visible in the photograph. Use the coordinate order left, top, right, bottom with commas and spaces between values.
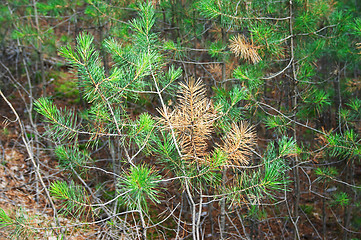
0, 0, 361, 239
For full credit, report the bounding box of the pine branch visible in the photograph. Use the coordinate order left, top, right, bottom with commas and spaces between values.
229, 34, 262, 64
159, 78, 217, 162
50, 181, 93, 220
220, 122, 256, 166
0, 208, 35, 239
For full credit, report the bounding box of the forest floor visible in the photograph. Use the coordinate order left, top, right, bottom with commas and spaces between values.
0, 94, 98, 239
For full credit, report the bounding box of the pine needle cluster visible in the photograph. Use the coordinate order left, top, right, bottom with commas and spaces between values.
229, 34, 262, 64
160, 78, 257, 168
160, 78, 216, 162
220, 122, 256, 166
